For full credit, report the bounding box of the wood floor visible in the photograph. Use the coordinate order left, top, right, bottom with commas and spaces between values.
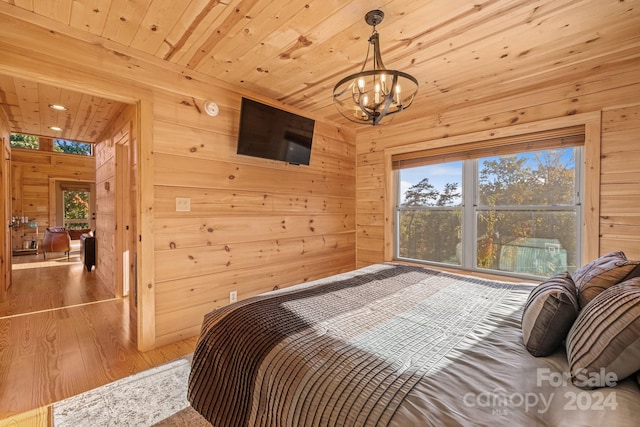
0, 251, 198, 425
1, 245, 114, 318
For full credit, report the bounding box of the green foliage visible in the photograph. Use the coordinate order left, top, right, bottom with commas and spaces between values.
54, 139, 92, 156
398, 148, 578, 275
64, 190, 90, 229
399, 178, 462, 263
10, 133, 39, 149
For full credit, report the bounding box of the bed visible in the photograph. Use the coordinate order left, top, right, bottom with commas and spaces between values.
187, 263, 640, 426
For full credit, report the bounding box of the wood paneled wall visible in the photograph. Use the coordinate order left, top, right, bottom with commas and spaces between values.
599, 105, 640, 255
0, 10, 356, 349
151, 91, 356, 346
9, 148, 95, 249
355, 61, 640, 267
94, 134, 116, 294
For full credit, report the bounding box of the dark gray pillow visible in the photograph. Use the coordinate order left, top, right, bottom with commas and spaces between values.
573, 251, 640, 308
566, 277, 640, 388
521, 272, 579, 357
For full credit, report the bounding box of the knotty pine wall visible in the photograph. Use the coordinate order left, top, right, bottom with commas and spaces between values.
355, 60, 640, 267
152, 92, 356, 346
94, 103, 137, 298
9, 148, 95, 250
94, 131, 116, 295
0, 10, 356, 349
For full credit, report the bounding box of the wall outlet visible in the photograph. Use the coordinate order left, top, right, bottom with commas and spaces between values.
229, 290, 237, 303
175, 197, 190, 212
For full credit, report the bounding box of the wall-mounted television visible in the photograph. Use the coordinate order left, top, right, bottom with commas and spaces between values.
236, 97, 315, 165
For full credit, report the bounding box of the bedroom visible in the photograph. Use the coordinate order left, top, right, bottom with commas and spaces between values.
0, 0, 639, 425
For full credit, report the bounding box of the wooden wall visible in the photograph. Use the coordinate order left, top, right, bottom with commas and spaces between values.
599, 105, 640, 255
94, 133, 116, 293
355, 60, 640, 267
94, 103, 137, 302
0, 11, 356, 349
151, 92, 356, 346
9, 148, 95, 250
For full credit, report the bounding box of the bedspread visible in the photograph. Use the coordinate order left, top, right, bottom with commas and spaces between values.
188, 263, 640, 427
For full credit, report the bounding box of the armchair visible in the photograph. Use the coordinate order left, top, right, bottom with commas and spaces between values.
41, 227, 71, 260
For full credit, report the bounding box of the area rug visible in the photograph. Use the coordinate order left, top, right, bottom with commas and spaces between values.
52, 355, 210, 426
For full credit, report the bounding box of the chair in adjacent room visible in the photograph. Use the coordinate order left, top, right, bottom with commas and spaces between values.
41, 227, 71, 260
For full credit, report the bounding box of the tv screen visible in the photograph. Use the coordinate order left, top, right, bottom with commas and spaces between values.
236, 97, 315, 165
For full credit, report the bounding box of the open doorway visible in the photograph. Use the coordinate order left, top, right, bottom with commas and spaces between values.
0, 75, 137, 325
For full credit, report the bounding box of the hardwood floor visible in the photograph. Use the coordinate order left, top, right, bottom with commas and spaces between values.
1, 245, 113, 318
0, 251, 198, 425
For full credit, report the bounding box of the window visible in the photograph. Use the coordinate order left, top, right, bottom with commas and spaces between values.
54, 139, 93, 156
10, 133, 39, 149
397, 161, 463, 264
63, 189, 91, 230
395, 142, 583, 279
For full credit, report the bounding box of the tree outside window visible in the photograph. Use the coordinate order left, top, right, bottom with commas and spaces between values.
54, 139, 92, 156
64, 190, 90, 230
10, 133, 39, 149
397, 146, 581, 278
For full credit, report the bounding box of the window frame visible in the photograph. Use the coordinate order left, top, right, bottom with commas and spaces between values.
393, 147, 583, 278
383, 112, 601, 272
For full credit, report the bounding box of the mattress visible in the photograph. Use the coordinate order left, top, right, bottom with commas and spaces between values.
188, 263, 639, 426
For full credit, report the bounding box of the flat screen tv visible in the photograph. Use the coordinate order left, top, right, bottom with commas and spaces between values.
236, 97, 315, 165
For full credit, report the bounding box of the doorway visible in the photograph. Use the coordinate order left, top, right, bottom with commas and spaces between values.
0, 75, 137, 326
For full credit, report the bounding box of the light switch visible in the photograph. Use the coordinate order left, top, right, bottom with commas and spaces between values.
175, 197, 191, 212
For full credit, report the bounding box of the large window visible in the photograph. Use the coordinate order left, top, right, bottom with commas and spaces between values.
395, 145, 582, 279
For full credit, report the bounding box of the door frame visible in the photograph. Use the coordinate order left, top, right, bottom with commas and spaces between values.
1, 137, 11, 301
49, 179, 96, 230
0, 30, 155, 350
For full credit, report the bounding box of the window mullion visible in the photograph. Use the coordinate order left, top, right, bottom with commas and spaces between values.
462, 159, 476, 269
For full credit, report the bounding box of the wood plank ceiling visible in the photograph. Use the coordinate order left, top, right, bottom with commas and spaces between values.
0, 0, 638, 142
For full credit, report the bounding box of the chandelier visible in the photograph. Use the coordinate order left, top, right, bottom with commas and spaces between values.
333, 10, 418, 126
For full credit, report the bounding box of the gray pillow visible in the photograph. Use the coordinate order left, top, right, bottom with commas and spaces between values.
566, 277, 640, 389
572, 251, 640, 308
521, 272, 579, 357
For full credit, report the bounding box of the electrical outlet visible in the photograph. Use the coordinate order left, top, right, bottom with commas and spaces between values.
175, 197, 191, 212
229, 290, 237, 303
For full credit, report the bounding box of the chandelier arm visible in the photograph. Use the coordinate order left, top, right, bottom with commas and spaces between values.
370, 31, 386, 71
359, 37, 372, 74
371, 73, 397, 125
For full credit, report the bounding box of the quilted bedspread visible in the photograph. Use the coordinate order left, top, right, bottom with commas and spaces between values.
188, 263, 639, 427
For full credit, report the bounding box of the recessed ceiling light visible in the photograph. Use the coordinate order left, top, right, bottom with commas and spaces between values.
49, 126, 63, 131
48, 104, 68, 111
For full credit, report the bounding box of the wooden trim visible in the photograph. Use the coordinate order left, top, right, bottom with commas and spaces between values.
137, 97, 155, 351
115, 143, 126, 298
583, 112, 601, 263
48, 178, 95, 229
383, 151, 395, 261
383, 111, 602, 265
1, 137, 11, 302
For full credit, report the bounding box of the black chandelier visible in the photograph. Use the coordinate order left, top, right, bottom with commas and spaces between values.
333, 10, 419, 126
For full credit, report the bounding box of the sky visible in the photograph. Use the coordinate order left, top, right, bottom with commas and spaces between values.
399, 161, 463, 204
398, 148, 576, 204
